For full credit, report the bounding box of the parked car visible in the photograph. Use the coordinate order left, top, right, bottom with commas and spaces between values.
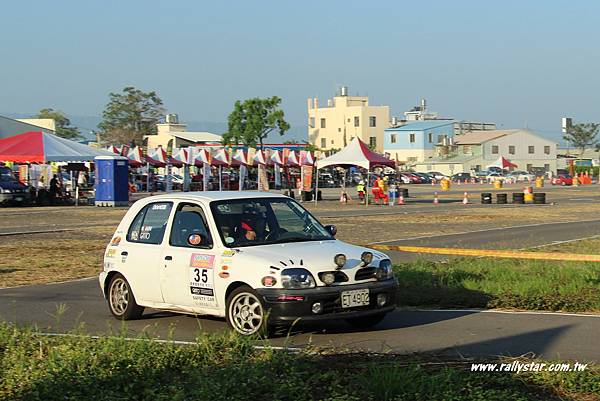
0, 165, 30, 206
507, 171, 535, 182
100, 192, 398, 336
399, 172, 420, 184
427, 171, 448, 181
411, 172, 432, 184
318, 173, 336, 188
486, 172, 507, 181
451, 173, 472, 182
551, 174, 573, 186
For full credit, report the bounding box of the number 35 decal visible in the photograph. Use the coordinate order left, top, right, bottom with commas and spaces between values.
194, 268, 208, 283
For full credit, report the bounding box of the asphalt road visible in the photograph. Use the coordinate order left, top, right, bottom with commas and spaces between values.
1, 278, 599, 362
2, 216, 600, 361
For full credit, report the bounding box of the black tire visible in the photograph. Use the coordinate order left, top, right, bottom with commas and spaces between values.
345, 313, 387, 329
226, 285, 270, 336
107, 273, 144, 320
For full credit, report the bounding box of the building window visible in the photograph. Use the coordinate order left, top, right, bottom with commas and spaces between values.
369, 137, 376, 148
528, 146, 535, 154
509, 145, 515, 155
321, 138, 326, 148
428, 133, 433, 143
354, 116, 360, 127
331, 140, 334, 144
369, 116, 376, 127
410, 133, 415, 143
320, 118, 326, 128
391, 134, 397, 144
437, 134, 446, 144
338, 128, 341, 132
544, 145, 550, 155
309, 117, 315, 128
462, 145, 472, 154
544, 163, 550, 171
526, 164, 533, 172
492, 145, 499, 154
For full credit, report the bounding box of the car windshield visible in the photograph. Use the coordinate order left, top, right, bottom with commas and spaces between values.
210, 197, 333, 247
0, 167, 17, 183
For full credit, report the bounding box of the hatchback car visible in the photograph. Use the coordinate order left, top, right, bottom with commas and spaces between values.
551, 174, 573, 186
100, 192, 397, 335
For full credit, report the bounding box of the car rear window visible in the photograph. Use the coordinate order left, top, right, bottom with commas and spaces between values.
127, 202, 173, 245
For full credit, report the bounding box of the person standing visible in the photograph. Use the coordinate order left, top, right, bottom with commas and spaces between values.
49, 174, 60, 205
356, 180, 365, 204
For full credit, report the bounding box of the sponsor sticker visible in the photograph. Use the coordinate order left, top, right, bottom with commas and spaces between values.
188, 234, 202, 246
152, 204, 167, 210
106, 249, 116, 258
190, 254, 215, 269
110, 236, 121, 246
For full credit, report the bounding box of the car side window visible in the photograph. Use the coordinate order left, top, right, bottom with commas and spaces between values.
127, 202, 173, 245
169, 203, 213, 249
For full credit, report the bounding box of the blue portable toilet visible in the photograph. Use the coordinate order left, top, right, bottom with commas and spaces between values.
94, 155, 129, 207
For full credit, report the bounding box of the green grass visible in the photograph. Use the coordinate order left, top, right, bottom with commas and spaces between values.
394, 258, 600, 312
0, 323, 598, 400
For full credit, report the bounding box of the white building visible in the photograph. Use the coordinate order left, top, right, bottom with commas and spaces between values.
144, 114, 222, 149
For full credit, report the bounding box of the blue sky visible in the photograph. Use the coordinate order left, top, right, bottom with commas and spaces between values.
1, 0, 599, 142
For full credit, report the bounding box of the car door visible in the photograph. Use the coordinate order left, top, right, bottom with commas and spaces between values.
119, 201, 174, 304
159, 201, 220, 311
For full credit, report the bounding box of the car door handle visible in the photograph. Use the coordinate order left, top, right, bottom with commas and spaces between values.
164, 255, 172, 261
121, 251, 128, 256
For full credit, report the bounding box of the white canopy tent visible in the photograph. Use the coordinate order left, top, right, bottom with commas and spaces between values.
315, 137, 395, 205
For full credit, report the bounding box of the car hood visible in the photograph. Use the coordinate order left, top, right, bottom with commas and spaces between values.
227, 240, 389, 273
0, 180, 28, 190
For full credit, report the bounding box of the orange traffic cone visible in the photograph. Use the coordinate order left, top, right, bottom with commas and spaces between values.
462, 191, 469, 204
433, 192, 439, 204
398, 195, 405, 205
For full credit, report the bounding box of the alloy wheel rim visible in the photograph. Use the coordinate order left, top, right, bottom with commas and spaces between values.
230, 293, 263, 335
110, 278, 129, 315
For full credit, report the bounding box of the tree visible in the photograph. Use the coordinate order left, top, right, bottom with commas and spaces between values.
36, 108, 81, 140
98, 86, 165, 145
563, 122, 600, 156
222, 97, 290, 148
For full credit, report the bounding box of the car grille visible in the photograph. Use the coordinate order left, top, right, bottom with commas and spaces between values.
355, 266, 376, 281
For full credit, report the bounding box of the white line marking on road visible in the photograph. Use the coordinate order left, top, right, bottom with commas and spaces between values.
569, 198, 596, 201
370, 218, 600, 244
411, 308, 600, 318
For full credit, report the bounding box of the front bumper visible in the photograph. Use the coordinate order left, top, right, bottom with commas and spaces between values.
256, 279, 397, 322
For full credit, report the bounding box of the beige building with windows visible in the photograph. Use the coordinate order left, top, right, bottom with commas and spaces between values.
307, 87, 389, 152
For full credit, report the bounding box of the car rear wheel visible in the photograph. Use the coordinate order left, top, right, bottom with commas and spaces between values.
107, 274, 144, 320
345, 313, 387, 329
226, 286, 269, 336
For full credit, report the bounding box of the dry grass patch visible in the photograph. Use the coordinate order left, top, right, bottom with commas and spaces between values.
0, 230, 110, 288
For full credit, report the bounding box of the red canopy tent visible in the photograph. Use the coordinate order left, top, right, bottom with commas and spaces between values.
0, 131, 114, 163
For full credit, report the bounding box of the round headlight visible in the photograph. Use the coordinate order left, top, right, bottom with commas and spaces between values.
361, 251, 373, 265
334, 254, 346, 268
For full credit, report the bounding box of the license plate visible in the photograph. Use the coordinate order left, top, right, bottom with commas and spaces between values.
341, 289, 370, 308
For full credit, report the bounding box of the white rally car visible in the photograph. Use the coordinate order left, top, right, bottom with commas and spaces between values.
99, 192, 397, 335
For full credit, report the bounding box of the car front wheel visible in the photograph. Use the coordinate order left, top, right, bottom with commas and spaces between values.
107, 273, 144, 320
226, 286, 269, 336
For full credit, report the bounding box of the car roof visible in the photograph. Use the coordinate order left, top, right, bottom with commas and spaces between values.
139, 191, 287, 203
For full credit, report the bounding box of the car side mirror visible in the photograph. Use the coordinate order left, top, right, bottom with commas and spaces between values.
187, 233, 208, 247
325, 225, 337, 237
